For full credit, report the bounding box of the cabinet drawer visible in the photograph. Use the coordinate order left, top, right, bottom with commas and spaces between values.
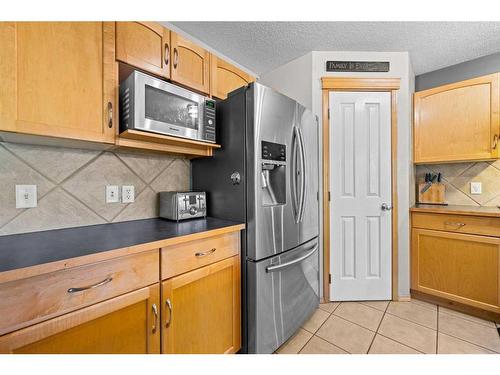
412, 212, 500, 237
0, 250, 159, 336
161, 231, 240, 279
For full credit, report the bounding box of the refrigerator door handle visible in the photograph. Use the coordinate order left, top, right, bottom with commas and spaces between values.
297, 127, 307, 223
291, 127, 300, 222
265, 244, 318, 272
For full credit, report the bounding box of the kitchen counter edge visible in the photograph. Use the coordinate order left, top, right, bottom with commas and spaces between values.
0, 218, 245, 284
410, 204, 500, 218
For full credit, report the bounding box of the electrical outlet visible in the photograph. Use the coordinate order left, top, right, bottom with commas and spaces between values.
122, 185, 135, 203
15, 185, 37, 208
470, 182, 482, 195
106, 185, 120, 203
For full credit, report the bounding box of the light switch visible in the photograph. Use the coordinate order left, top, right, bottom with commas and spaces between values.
106, 185, 120, 203
16, 185, 37, 208
122, 185, 135, 203
470, 182, 482, 195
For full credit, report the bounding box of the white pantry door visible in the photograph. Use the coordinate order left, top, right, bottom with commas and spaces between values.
329, 91, 392, 301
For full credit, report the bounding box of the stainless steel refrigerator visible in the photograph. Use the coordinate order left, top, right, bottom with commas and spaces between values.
192, 82, 319, 354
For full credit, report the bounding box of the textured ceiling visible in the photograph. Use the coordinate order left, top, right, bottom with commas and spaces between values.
170, 22, 500, 75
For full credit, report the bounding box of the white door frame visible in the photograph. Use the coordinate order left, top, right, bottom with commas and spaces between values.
321, 77, 401, 302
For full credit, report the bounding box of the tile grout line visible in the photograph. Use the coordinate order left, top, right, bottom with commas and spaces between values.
366, 301, 391, 353
374, 332, 426, 354
313, 302, 355, 354
300, 302, 347, 354
384, 310, 437, 331
435, 305, 439, 354
436, 327, 500, 354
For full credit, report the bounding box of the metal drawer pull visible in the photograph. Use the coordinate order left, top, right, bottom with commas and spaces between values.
493, 134, 498, 150
195, 248, 216, 257
266, 245, 318, 273
151, 303, 158, 333
444, 222, 466, 227
165, 298, 172, 328
67, 276, 113, 293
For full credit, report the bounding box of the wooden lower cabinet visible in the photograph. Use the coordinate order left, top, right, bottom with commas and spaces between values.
0, 284, 161, 354
161, 256, 241, 354
411, 228, 500, 313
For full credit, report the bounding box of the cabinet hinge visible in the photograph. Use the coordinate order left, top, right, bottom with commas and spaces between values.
328, 108, 330, 119
328, 191, 331, 201
328, 274, 332, 284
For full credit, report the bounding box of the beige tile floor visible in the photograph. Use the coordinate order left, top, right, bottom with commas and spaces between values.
276, 299, 500, 354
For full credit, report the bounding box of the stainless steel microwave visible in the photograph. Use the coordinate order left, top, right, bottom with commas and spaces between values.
119, 70, 216, 143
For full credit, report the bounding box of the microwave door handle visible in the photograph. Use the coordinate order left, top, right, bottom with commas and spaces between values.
297, 127, 307, 223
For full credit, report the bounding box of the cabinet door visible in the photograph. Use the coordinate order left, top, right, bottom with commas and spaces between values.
0, 22, 116, 144
210, 55, 255, 99
162, 256, 241, 354
170, 32, 210, 94
116, 22, 170, 79
411, 228, 500, 313
414, 73, 500, 163
0, 284, 161, 354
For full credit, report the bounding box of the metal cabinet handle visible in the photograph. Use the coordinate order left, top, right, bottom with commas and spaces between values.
381, 203, 393, 211
165, 298, 172, 328
164, 42, 170, 66
493, 134, 498, 150
151, 303, 158, 333
67, 276, 113, 293
266, 245, 318, 273
444, 221, 466, 227
107, 102, 113, 129
173, 48, 178, 69
195, 248, 216, 257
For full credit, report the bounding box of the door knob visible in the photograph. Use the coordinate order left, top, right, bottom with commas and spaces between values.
381, 203, 393, 211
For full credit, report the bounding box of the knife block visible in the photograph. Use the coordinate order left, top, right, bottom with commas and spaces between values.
418, 183, 445, 204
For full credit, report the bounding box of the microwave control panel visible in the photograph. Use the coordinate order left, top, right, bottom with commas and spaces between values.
204, 99, 216, 142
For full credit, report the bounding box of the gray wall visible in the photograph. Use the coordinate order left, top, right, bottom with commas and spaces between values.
416, 52, 500, 91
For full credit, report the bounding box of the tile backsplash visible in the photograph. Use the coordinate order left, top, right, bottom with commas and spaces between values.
0, 142, 190, 236
415, 160, 500, 207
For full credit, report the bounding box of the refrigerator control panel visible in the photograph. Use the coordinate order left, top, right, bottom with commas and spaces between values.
262, 141, 286, 162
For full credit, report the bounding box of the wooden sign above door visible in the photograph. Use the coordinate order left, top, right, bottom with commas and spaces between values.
326, 61, 390, 72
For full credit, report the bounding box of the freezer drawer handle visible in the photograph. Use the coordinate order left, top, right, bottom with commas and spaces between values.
195, 248, 216, 257
265, 244, 318, 273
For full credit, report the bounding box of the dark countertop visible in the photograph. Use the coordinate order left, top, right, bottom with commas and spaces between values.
0, 217, 244, 274
411, 204, 500, 218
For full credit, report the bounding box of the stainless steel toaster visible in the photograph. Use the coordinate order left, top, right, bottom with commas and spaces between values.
159, 191, 206, 221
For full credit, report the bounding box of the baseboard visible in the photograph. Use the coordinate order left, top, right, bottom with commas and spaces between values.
411, 289, 500, 323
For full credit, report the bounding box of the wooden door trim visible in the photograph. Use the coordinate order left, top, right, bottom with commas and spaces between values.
321, 77, 401, 302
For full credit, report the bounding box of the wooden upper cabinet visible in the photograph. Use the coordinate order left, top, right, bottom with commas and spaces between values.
210, 55, 255, 99
116, 22, 170, 79
0, 22, 116, 144
0, 285, 161, 354
170, 32, 210, 94
162, 256, 241, 354
414, 73, 500, 163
